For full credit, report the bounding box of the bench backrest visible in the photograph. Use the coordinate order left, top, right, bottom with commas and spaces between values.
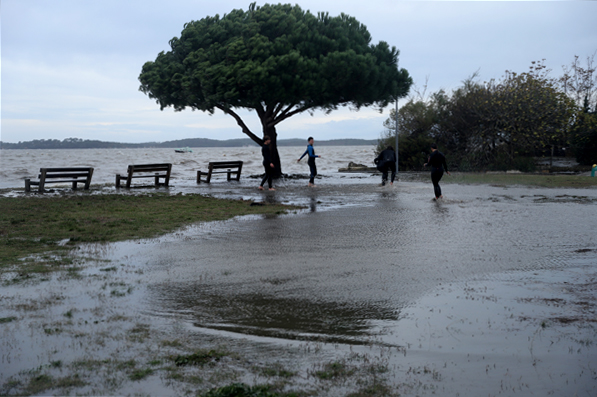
39, 167, 94, 179
127, 163, 172, 173
208, 161, 243, 170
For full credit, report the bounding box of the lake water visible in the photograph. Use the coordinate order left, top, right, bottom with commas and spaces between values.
0, 145, 377, 189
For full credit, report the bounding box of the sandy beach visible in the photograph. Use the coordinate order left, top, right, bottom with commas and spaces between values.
1, 178, 596, 396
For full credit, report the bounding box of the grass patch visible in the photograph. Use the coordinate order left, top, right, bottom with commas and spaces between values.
347, 382, 397, 397
24, 374, 54, 395
313, 361, 355, 380
129, 368, 154, 381
55, 373, 86, 389
8, 373, 86, 395
201, 383, 281, 397
258, 363, 296, 379
172, 349, 227, 367
0, 193, 299, 272
0, 316, 17, 324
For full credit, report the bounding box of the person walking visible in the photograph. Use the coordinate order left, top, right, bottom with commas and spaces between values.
258, 136, 275, 191
424, 143, 450, 199
374, 146, 397, 186
297, 137, 321, 187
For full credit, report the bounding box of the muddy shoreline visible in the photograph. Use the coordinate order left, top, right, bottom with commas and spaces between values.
1, 181, 596, 396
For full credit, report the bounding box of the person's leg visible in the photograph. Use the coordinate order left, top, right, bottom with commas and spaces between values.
381, 166, 388, 185
309, 161, 316, 185
259, 165, 269, 189
431, 168, 444, 198
389, 164, 396, 184
266, 169, 273, 189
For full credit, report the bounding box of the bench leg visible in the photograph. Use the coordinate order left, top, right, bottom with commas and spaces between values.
155, 173, 160, 186
39, 170, 47, 193
227, 169, 232, 181
25, 179, 31, 192
116, 174, 121, 188
197, 171, 202, 184
84, 170, 93, 189
72, 177, 78, 190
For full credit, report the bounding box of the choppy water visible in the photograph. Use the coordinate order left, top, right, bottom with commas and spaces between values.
0, 146, 376, 189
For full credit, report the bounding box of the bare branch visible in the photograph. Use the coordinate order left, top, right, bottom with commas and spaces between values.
215, 104, 263, 144
273, 104, 314, 126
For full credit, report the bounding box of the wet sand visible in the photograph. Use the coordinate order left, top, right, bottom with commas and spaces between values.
1, 179, 596, 395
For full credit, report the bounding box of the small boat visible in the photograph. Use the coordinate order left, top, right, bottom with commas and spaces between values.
175, 147, 193, 153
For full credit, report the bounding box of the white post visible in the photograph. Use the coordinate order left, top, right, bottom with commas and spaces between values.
395, 98, 399, 174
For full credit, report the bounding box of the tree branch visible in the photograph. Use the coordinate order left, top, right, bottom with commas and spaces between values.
273, 104, 314, 126
272, 102, 286, 118
255, 103, 266, 122
215, 104, 263, 145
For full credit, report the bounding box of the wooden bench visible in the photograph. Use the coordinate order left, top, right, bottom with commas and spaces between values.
197, 161, 243, 183
25, 167, 94, 192
116, 163, 172, 188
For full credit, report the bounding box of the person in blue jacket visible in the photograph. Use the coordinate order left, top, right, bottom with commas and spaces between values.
258, 136, 275, 190
297, 137, 322, 187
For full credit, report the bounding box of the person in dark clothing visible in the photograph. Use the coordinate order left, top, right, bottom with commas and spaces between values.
424, 143, 450, 199
297, 137, 322, 187
259, 136, 275, 190
374, 146, 397, 186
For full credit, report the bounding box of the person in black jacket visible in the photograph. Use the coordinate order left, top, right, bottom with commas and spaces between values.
424, 143, 450, 199
374, 146, 397, 186
258, 136, 275, 190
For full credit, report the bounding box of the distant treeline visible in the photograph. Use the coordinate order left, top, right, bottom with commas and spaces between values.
1, 137, 376, 150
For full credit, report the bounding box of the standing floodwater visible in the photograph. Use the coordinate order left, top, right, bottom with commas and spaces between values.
1, 157, 596, 395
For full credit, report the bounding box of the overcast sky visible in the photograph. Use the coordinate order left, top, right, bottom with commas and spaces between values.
2, 0, 596, 144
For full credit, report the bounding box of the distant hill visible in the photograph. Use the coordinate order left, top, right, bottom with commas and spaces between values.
0, 137, 377, 149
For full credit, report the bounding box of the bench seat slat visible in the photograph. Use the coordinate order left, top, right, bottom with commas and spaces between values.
33, 179, 86, 183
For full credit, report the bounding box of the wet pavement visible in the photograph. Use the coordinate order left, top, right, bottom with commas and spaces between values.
2, 178, 597, 395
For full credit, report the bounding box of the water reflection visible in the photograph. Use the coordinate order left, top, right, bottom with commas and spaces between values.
309, 196, 318, 212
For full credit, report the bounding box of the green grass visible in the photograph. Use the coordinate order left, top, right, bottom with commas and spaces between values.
201, 383, 284, 397
21, 373, 86, 395
172, 349, 228, 367
129, 368, 154, 381
313, 361, 355, 380
0, 193, 299, 271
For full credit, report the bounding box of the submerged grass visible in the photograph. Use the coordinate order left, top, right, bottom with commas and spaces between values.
0, 193, 299, 271
428, 172, 597, 188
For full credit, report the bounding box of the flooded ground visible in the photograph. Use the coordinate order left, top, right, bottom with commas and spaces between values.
1, 179, 596, 396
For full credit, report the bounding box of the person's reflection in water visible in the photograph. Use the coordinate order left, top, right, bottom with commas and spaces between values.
310, 196, 318, 212
264, 195, 278, 205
